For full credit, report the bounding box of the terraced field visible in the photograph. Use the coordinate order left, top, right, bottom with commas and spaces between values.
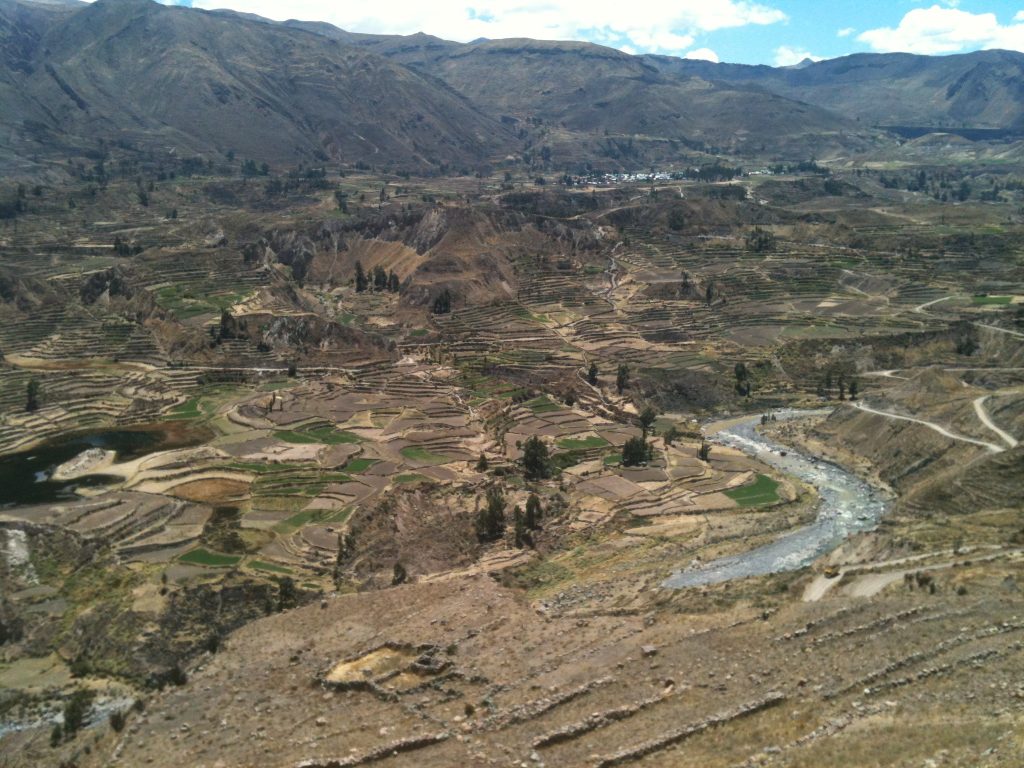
1, 166, 1022, 768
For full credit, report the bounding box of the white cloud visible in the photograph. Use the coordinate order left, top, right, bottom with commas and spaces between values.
837, 27, 855, 38
683, 47, 720, 62
858, 5, 1024, 55
187, 0, 786, 55
773, 45, 821, 66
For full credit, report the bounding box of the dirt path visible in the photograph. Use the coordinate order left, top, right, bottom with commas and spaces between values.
804, 547, 1024, 601
972, 395, 1019, 448
862, 369, 908, 379
973, 322, 1024, 339
850, 401, 1004, 453
913, 295, 955, 314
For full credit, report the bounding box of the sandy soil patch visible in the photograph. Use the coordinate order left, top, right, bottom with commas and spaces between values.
164, 477, 250, 503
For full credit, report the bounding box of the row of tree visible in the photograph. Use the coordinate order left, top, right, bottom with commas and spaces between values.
475, 486, 545, 548
354, 261, 401, 293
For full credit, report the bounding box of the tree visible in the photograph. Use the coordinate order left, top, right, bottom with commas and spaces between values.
392, 562, 407, 585
848, 379, 859, 401
62, 688, 95, 740
705, 282, 715, 305
513, 506, 530, 548
587, 361, 599, 386
698, 441, 712, 462
616, 363, 630, 395
109, 709, 127, 732
663, 425, 680, 446
621, 436, 651, 467
475, 453, 489, 472
476, 486, 506, 542
522, 436, 551, 480
432, 288, 452, 314
524, 493, 542, 529
639, 407, 657, 439
25, 378, 39, 412
372, 265, 387, 291
734, 362, 751, 397
745, 228, 776, 252
388, 270, 400, 292
334, 190, 348, 212
354, 261, 368, 293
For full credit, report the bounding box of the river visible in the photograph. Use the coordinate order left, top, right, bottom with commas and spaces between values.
663, 409, 890, 589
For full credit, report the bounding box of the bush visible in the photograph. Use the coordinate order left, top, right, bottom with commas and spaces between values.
62, 688, 95, 739
109, 710, 126, 732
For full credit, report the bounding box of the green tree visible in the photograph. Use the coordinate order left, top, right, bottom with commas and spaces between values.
354, 261, 368, 293
513, 506, 530, 548
475, 453, 489, 472
476, 486, 506, 542
848, 379, 859, 400
616, 363, 630, 395
392, 562, 407, 585
62, 688, 95, 739
26, 378, 40, 412
432, 288, 452, 314
587, 361, 599, 386
663, 425, 679, 446
734, 362, 751, 397
639, 407, 657, 439
372, 265, 388, 291
522, 436, 551, 480
388, 270, 401, 292
524, 493, 542, 529
621, 436, 651, 467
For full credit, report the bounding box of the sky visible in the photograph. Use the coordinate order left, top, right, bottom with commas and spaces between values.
156, 1, 1024, 66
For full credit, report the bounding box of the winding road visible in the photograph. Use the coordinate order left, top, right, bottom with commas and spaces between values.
972, 395, 1019, 448
850, 401, 1005, 453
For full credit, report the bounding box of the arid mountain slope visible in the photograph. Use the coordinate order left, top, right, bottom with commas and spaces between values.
650, 49, 1024, 132
0, 0, 511, 170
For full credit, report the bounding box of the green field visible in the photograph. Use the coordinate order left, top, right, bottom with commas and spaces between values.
395, 473, 428, 484
725, 474, 781, 507
524, 395, 561, 414
179, 548, 241, 567
972, 295, 1013, 305
248, 560, 293, 574
400, 446, 451, 465
168, 395, 203, 420
603, 453, 622, 466
343, 458, 378, 473
557, 435, 609, 450
272, 508, 325, 534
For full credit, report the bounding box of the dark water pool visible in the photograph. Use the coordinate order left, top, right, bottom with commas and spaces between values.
0, 424, 211, 507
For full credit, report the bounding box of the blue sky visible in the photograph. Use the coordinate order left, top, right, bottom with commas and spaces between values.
159, 1, 1024, 65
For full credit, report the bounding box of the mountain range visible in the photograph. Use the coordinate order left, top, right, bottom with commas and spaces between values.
2, 0, 1023, 174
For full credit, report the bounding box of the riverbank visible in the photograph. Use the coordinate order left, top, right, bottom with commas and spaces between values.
663, 409, 891, 589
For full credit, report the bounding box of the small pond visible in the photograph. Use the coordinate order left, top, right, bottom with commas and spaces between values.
0, 423, 212, 507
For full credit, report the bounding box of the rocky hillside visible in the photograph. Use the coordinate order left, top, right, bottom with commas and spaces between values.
650, 49, 1024, 133
0, 0, 511, 172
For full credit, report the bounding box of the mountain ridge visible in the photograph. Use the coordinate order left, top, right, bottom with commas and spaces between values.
2, 0, 1023, 177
